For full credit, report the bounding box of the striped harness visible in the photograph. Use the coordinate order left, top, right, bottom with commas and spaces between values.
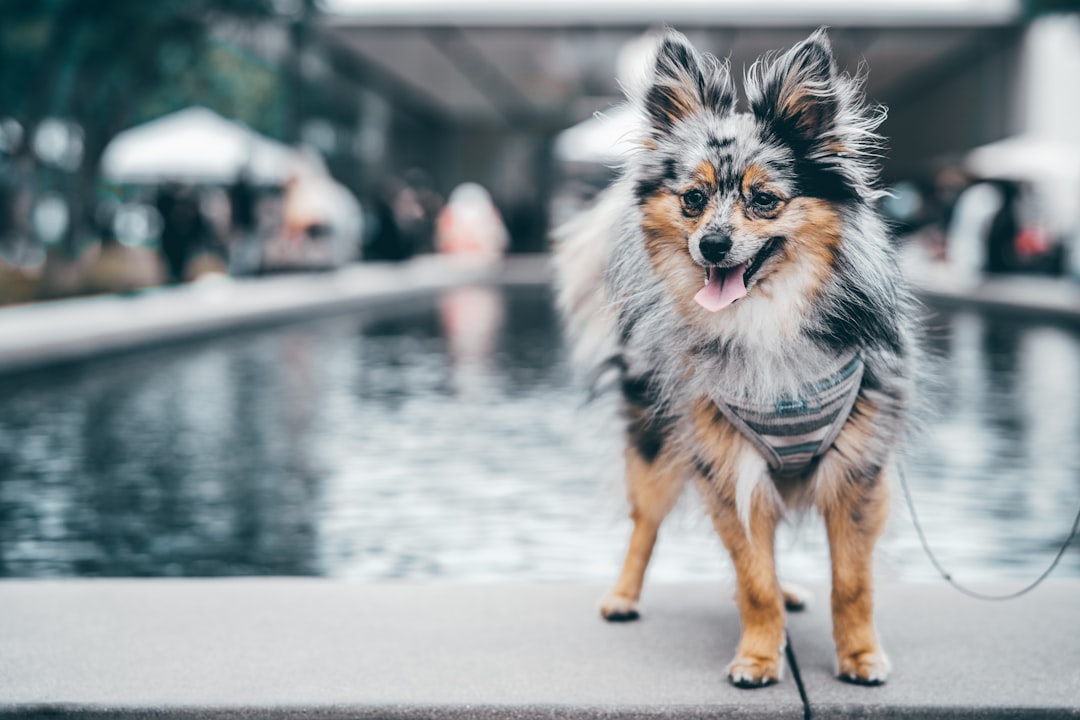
710, 353, 864, 477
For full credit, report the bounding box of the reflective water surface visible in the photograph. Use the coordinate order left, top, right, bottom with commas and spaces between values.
1, 285, 1078, 582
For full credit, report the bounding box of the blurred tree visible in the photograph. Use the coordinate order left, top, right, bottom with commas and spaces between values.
137, 38, 285, 141
0, 0, 313, 254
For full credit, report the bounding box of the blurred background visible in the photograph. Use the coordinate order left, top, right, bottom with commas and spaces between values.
0, 0, 1078, 584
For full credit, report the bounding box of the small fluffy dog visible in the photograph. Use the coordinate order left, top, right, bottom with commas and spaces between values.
556, 29, 915, 687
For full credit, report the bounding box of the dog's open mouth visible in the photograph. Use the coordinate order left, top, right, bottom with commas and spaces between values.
694, 237, 783, 313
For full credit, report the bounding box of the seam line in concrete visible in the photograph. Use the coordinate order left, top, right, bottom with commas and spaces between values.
785, 630, 812, 720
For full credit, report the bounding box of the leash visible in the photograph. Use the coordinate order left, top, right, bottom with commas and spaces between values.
898, 464, 1080, 601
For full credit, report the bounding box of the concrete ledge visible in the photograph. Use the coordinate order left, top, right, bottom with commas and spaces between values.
0, 256, 553, 375
1, 580, 1078, 718
789, 582, 1080, 719
0, 580, 803, 719
2, 253, 1076, 377
913, 273, 1080, 325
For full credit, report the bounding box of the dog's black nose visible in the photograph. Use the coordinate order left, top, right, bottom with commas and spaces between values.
699, 234, 732, 263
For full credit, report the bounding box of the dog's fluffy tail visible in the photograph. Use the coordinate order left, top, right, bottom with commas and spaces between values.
552, 185, 626, 377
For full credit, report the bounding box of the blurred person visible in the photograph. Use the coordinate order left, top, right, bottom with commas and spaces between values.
368, 182, 407, 261
401, 168, 443, 255
435, 183, 508, 265
945, 180, 1001, 284
227, 169, 261, 276
919, 166, 971, 261
391, 177, 424, 256
1014, 185, 1064, 275
230, 169, 256, 237
156, 184, 207, 284
982, 182, 1061, 276
282, 173, 322, 245
985, 181, 1020, 274
271, 155, 362, 270
934, 167, 970, 237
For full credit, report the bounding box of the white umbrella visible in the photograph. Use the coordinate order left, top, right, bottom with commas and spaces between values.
554, 105, 641, 166
965, 133, 1080, 182
101, 106, 298, 185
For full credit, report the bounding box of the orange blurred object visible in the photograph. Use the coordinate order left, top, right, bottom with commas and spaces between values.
435, 183, 508, 262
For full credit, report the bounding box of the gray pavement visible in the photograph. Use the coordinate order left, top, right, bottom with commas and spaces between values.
911, 272, 1080, 325
0, 580, 803, 719
1, 580, 1078, 718
0, 256, 552, 375
788, 582, 1080, 719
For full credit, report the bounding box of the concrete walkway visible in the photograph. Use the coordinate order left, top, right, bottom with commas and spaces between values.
0, 580, 1077, 718
902, 254, 1080, 325
0, 256, 552, 375
914, 273, 1080, 325
0, 582, 1075, 716
787, 582, 1080, 719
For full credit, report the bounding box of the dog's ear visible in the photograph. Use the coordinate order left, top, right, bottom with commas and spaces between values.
641, 30, 734, 134
747, 28, 838, 145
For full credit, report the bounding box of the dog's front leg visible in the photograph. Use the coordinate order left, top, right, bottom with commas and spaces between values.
818, 466, 890, 685
600, 445, 685, 621
698, 453, 785, 688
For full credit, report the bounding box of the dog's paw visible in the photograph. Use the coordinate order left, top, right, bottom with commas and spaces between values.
727, 655, 782, 688
837, 650, 890, 686
599, 593, 640, 622
781, 583, 811, 612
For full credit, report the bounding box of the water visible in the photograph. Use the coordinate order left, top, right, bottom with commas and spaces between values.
0, 284, 1077, 583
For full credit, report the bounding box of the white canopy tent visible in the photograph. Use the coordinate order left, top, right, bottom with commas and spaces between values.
101, 107, 299, 185
554, 105, 641, 166
965, 133, 1080, 235
965, 133, 1080, 183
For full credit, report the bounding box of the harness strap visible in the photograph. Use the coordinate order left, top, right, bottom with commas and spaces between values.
710, 353, 864, 475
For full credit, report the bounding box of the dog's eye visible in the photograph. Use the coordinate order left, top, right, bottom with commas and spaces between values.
750, 191, 780, 211
681, 189, 708, 215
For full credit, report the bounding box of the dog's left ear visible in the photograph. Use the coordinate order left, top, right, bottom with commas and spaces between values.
748, 29, 838, 145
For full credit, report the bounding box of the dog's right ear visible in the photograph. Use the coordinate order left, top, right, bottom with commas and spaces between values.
640, 30, 734, 134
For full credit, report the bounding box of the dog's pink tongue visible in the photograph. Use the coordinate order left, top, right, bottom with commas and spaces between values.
694, 264, 748, 312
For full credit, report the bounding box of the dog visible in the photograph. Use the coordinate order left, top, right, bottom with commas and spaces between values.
555, 28, 916, 688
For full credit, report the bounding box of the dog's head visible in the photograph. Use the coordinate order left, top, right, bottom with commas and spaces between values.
629, 29, 886, 315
